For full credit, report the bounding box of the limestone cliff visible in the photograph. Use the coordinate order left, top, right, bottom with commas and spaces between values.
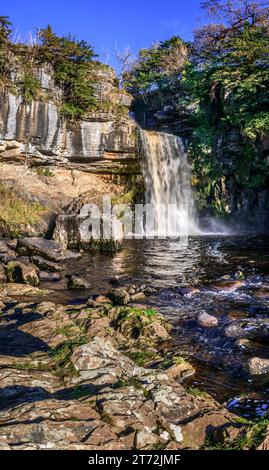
0, 64, 138, 167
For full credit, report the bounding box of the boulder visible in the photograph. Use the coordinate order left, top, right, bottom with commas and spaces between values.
6, 261, 39, 287
246, 357, 269, 378
18, 238, 81, 262
67, 275, 90, 290
107, 288, 130, 306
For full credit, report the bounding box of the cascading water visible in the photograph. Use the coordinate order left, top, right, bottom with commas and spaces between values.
140, 129, 200, 237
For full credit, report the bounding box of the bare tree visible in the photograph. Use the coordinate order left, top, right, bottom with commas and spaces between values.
114, 45, 134, 88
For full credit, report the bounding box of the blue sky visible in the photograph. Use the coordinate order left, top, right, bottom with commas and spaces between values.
1, 0, 205, 69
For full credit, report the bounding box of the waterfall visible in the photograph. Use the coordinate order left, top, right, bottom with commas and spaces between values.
140, 130, 200, 237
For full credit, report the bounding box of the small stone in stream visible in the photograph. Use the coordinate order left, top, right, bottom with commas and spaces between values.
32, 256, 62, 272
246, 357, 269, 378
107, 288, 130, 306
6, 261, 39, 287
198, 311, 218, 328
223, 323, 247, 339
39, 271, 61, 282
130, 292, 146, 302
67, 275, 90, 290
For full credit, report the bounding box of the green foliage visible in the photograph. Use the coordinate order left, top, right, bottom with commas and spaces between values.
37, 26, 97, 119
0, 20, 98, 120
125, 349, 157, 366
125, 36, 188, 101
0, 16, 12, 79
180, 1, 269, 209
17, 73, 41, 103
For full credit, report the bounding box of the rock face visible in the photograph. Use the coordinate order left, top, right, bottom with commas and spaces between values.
0, 66, 137, 164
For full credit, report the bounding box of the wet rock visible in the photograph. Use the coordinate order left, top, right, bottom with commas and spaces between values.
32, 256, 62, 272
198, 311, 219, 328
224, 319, 269, 343
39, 271, 61, 282
107, 288, 130, 306
246, 357, 269, 378
6, 261, 39, 287
67, 275, 90, 290
209, 280, 244, 292
235, 338, 255, 350
179, 286, 200, 297
223, 322, 247, 339
18, 237, 81, 262
130, 292, 146, 302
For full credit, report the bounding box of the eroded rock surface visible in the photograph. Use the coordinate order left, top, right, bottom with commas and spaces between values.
0, 295, 237, 450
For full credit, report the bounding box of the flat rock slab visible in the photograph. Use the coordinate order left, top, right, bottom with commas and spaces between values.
18, 238, 81, 262
0, 283, 51, 298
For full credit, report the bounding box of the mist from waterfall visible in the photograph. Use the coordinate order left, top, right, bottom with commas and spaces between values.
140, 130, 200, 237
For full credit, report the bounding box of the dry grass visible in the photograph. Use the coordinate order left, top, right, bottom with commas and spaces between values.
0, 183, 46, 237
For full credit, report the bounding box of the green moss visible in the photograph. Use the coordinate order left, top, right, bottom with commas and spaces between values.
49, 336, 87, 367
125, 349, 157, 367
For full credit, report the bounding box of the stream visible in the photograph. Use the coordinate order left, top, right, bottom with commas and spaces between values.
37, 234, 269, 420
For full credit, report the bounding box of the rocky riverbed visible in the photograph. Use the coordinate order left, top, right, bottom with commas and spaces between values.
1, 235, 269, 450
